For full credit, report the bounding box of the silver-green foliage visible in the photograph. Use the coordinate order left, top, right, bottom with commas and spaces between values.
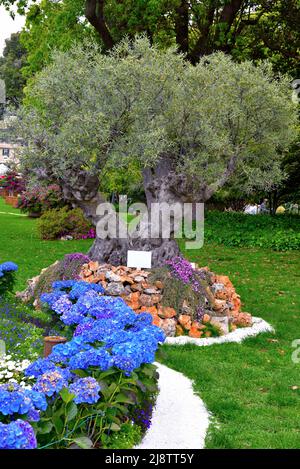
17, 36, 297, 199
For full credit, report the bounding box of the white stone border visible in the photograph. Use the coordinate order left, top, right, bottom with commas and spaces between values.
165, 316, 274, 346
135, 362, 210, 449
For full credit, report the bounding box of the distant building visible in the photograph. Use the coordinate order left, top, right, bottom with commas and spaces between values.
0, 114, 21, 169
0, 142, 19, 166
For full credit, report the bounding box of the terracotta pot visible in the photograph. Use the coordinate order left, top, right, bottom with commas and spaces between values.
44, 336, 68, 358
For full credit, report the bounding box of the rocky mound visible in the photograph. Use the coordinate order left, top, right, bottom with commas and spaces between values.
80, 261, 252, 337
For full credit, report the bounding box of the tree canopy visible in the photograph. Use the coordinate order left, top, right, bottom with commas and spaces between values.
16, 37, 297, 201
0, 32, 27, 106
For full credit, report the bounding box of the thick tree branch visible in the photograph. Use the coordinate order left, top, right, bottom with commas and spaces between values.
189, 1, 216, 63
205, 153, 239, 200
218, 0, 244, 33
85, 0, 115, 49
175, 0, 189, 54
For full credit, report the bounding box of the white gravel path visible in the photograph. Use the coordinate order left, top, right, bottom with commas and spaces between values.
165, 316, 274, 347
135, 362, 210, 449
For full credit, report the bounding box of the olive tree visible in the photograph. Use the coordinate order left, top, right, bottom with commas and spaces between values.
16, 37, 297, 265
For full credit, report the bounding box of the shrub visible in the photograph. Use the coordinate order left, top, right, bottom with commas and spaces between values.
0, 172, 25, 194
18, 184, 65, 216
37, 207, 94, 240
204, 211, 300, 251
0, 262, 18, 296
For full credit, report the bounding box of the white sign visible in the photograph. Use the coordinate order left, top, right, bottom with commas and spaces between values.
127, 250, 152, 269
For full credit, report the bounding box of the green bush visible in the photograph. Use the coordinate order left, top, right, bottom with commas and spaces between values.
204, 211, 300, 251
103, 423, 142, 449
37, 207, 93, 240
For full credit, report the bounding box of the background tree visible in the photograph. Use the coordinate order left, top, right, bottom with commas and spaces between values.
19, 0, 95, 79
2, 1, 299, 74
15, 38, 297, 265
0, 32, 27, 106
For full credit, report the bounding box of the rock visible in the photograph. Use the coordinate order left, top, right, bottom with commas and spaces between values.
82, 269, 93, 278
124, 284, 132, 293
126, 301, 140, 311
211, 283, 225, 293
139, 294, 155, 307
150, 294, 161, 304
213, 299, 227, 310
131, 283, 143, 292
105, 271, 122, 282
233, 312, 252, 327
158, 306, 177, 319
202, 314, 211, 324
175, 324, 185, 336
139, 306, 158, 316
127, 292, 140, 303
119, 275, 134, 285
155, 280, 164, 290
216, 275, 233, 289
178, 314, 192, 330
210, 316, 228, 335
144, 288, 159, 295
160, 318, 177, 337
88, 261, 99, 272
91, 273, 105, 282
152, 315, 163, 328
105, 282, 126, 296
133, 275, 145, 283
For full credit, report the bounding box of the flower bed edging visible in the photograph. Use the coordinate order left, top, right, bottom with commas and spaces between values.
164, 316, 274, 346
135, 363, 210, 449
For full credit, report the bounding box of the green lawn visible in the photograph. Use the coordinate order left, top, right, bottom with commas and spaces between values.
0, 197, 92, 291
1, 197, 300, 448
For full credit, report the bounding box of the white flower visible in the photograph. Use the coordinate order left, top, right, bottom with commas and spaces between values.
5, 372, 13, 379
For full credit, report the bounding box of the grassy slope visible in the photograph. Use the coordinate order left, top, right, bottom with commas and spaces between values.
0, 198, 92, 291
1, 197, 300, 447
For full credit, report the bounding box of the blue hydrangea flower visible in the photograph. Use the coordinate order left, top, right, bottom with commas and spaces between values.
0, 262, 18, 272
33, 370, 69, 397
0, 420, 37, 449
0, 383, 47, 416
52, 279, 77, 290
69, 377, 101, 404
69, 348, 113, 371
24, 358, 57, 378
52, 295, 73, 315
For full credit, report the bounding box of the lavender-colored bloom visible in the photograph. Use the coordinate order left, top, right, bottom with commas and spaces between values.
33, 370, 68, 397
69, 377, 101, 404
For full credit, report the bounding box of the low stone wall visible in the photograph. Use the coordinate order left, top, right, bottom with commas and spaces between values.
80, 261, 252, 338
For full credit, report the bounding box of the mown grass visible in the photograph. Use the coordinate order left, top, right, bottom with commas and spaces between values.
0, 197, 92, 291
1, 196, 300, 447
